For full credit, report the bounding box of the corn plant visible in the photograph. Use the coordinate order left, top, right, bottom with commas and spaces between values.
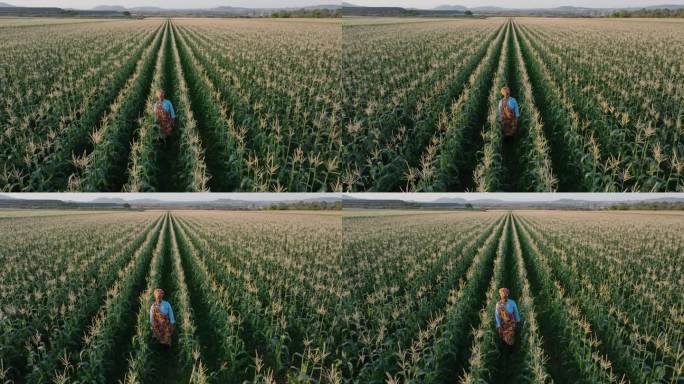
342, 209, 684, 384
1, 18, 341, 192
0, 20, 161, 191
121, 213, 169, 384
167, 23, 209, 192
0, 213, 159, 383
418, 24, 507, 192
459, 214, 509, 383
66, 218, 162, 383
125, 23, 170, 192
342, 18, 684, 191
171, 20, 342, 192
472, 21, 512, 192
73, 23, 166, 192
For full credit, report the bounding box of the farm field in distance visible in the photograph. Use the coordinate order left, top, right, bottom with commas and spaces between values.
0, 18, 342, 192
341, 209, 684, 383
342, 18, 684, 192
0, 209, 341, 383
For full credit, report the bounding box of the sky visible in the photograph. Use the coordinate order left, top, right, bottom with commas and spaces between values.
346, 0, 684, 9
345, 193, 684, 202
6, 0, 339, 9
6, 0, 684, 9
2, 192, 341, 202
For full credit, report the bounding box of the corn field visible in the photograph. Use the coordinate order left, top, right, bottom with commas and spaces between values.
342, 18, 684, 192
0, 18, 342, 192
341, 209, 684, 383
1, 208, 682, 383
0, 209, 341, 383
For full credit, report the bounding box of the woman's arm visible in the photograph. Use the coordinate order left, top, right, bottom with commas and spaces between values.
494, 304, 501, 328
513, 99, 521, 118
166, 302, 176, 325
166, 100, 176, 119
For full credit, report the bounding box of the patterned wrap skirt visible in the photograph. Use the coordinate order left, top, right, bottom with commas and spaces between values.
156, 103, 174, 137
500, 99, 519, 137
502, 117, 519, 137
497, 302, 517, 346
151, 303, 172, 346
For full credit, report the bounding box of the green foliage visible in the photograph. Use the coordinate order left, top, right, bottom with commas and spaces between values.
266, 201, 342, 210
75, 24, 165, 191
611, 8, 684, 18
343, 210, 684, 383
271, 9, 340, 18
1, 18, 341, 192
0, 210, 342, 383
343, 18, 684, 192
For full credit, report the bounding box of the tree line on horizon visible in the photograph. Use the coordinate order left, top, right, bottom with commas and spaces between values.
611, 8, 684, 18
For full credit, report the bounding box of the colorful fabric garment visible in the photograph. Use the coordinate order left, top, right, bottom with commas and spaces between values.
149, 299, 175, 324
495, 298, 520, 346
499, 97, 520, 137
154, 99, 175, 137
150, 300, 175, 345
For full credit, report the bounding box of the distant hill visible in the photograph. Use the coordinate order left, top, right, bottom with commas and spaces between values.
343, 6, 413, 16
127, 6, 167, 12
342, 195, 684, 210
92, 5, 127, 11
91, 197, 128, 204
0, 5, 128, 17
342, 4, 469, 17
0, 194, 340, 210
470, 6, 505, 12
433, 4, 467, 11
0, 3, 340, 17
644, 4, 684, 9
342, 3, 684, 17
118, 4, 340, 16
342, 195, 472, 210
432, 197, 467, 204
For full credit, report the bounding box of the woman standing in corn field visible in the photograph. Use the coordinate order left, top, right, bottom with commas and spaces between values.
150, 288, 175, 347
498, 86, 520, 138
153, 89, 176, 138
495, 287, 521, 350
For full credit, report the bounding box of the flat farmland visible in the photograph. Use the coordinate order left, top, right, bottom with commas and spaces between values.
342, 18, 684, 192
341, 209, 684, 383
0, 210, 341, 383
0, 18, 342, 192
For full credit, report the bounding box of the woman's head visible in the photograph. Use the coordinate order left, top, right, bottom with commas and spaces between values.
498, 287, 509, 300
501, 86, 510, 97
154, 288, 165, 302
155, 89, 165, 101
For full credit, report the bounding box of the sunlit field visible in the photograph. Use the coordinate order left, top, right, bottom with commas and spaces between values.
341, 209, 684, 383
0, 210, 342, 383
0, 18, 341, 192
342, 18, 684, 192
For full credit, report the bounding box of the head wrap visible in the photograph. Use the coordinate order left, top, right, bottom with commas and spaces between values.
498, 287, 509, 298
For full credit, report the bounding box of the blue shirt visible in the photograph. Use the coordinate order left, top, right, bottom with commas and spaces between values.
150, 300, 175, 325
154, 99, 176, 120
498, 97, 520, 121
495, 299, 521, 328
